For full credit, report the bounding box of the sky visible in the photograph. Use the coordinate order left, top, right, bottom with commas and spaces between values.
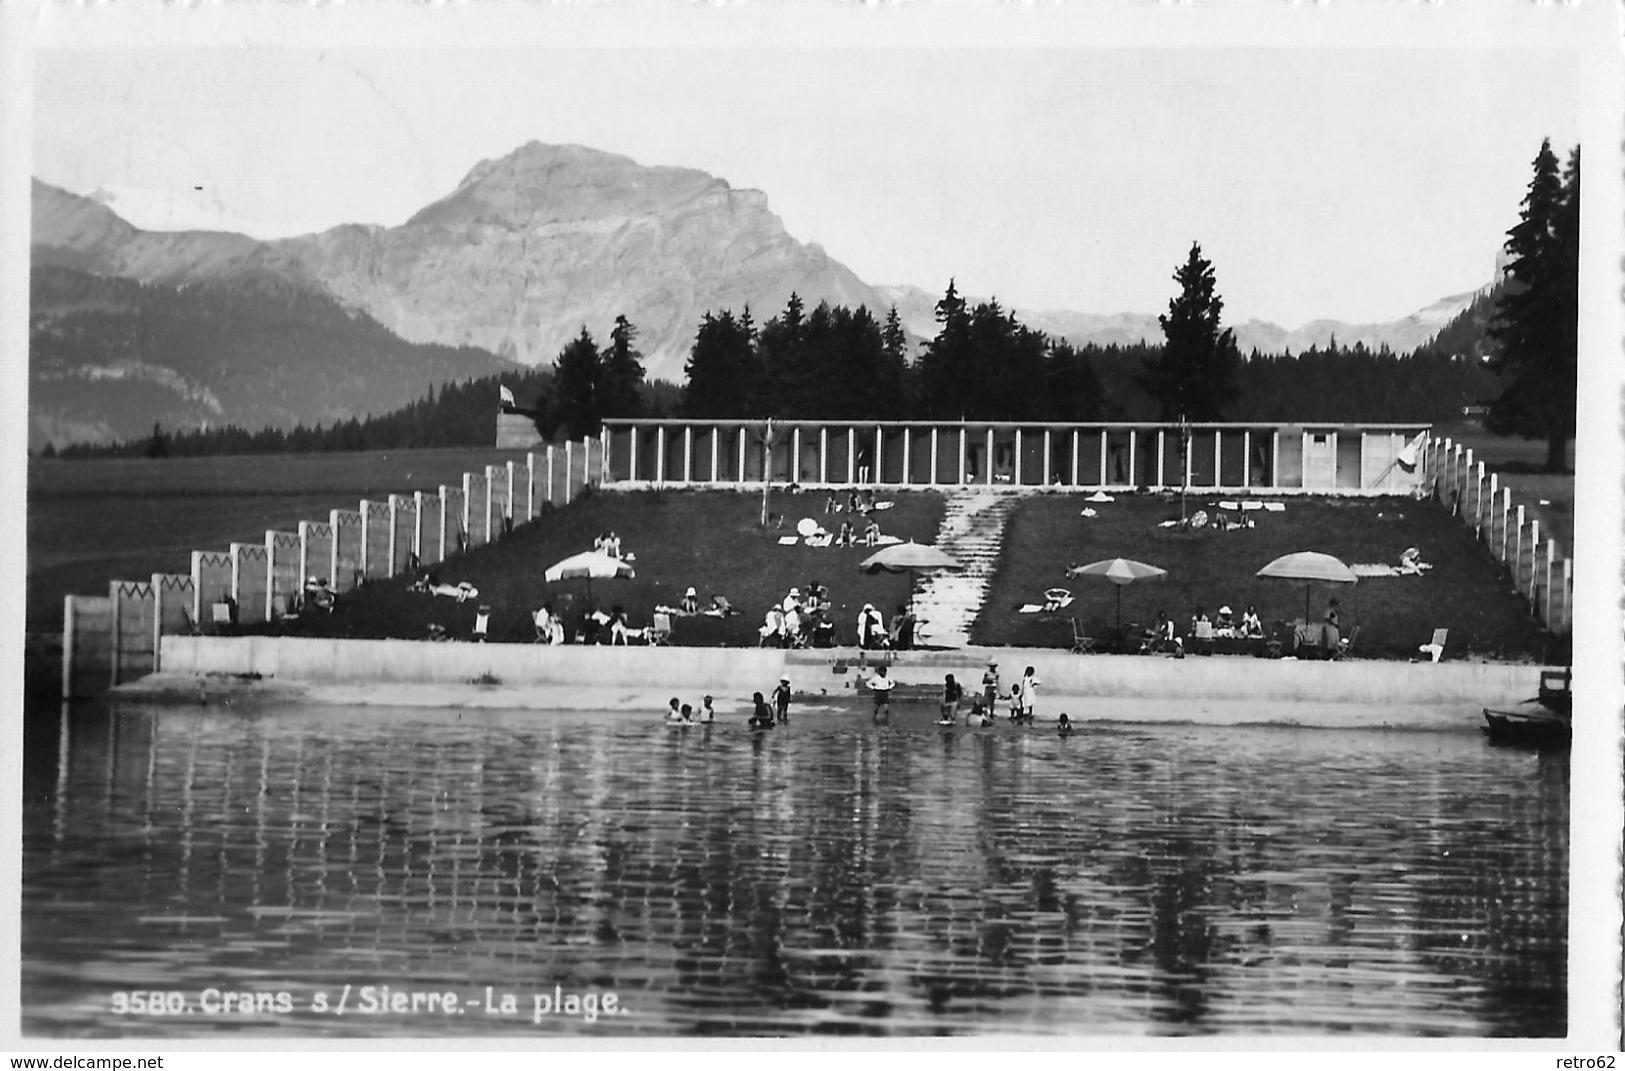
25, 7, 1588, 329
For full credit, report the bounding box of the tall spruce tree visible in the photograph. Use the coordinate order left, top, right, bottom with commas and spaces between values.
599, 315, 647, 420
553, 326, 602, 437
1140, 243, 1241, 422
1487, 139, 1578, 472
682, 310, 758, 417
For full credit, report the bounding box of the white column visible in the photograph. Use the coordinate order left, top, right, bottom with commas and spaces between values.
627, 426, 637, 482
985, 428, 994, 485
1271, 431, 1280, 489
739, 427, 748, 484
565, 440, 575, 503
819, 429, 829, 485
901, 428, 911, 485
1041, 429, 1051, 486
1156, 431, 1166, 487
874, 426, 883, 484
1128, 430, 1137, 486
655, 426, 666, 484
683, 427, 693, 483
1242, 431, 1252, 487
711, 426, 720, 483
958, 427, 967, 484
1213, 431, 1222, 488
792, 426, 803, 485
929, 429, 938, 486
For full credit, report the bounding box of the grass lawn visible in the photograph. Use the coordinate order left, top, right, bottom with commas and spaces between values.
976, 492, 1557, 663
287, 487, 947, 646
27, 448, 537, 633
1431, 421, 1574, 556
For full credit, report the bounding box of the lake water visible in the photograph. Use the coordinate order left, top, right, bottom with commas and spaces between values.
21, 700, 1568, 1038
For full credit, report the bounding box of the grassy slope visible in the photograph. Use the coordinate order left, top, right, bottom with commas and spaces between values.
288, 488, 946, 646
1430, 421, 1574, 555
27, 449, 535, 632
975, 492, 1555, 663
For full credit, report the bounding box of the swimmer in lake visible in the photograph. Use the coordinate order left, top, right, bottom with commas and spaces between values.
1057, 713, 1075, 736
749, 691, 775, 729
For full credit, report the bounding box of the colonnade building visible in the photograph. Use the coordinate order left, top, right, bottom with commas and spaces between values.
599, 420, 1433, 495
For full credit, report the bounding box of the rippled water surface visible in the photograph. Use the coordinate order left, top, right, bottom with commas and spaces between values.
22, 702, 1567, 1037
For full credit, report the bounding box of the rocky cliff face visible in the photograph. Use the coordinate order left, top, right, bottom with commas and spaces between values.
274, 142, 888, 382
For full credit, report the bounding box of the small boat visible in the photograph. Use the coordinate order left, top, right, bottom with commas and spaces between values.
1483, 668, 1571, 748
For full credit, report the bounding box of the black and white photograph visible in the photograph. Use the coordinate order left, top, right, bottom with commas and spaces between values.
5, 0, 1621, 1055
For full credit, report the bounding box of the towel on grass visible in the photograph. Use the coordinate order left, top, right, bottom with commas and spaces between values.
806, 534, 832, 547
1079, 508, 1098, 518
1218, 500, 1240, 511
1085, 491, 1116, 503
872, 501, 894, 510
778, 536, 800, 545
1264, 502, 1286, 512
1018, 603, 1044, 614
1242, 501, 1264, 511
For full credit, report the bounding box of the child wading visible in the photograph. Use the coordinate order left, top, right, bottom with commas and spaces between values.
772, 677, 792, 724
939, 674, 963, 724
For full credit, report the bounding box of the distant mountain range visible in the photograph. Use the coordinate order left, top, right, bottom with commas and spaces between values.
31, 142, 1487, 447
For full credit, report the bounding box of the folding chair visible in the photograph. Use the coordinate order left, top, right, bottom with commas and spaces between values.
1418, 628, 1448, 662
1331, 625, 1360, 660
650, 612, 673, 646
210, 602, 234, 635
472, 606, 491, 642
1069, 617, 1097, 655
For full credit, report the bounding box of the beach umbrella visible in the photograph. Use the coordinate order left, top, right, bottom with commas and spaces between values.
1068, 557, 1168, 629
545, 550, 635, 602
1256, 551, 1357, 622
859, 541, 963, 611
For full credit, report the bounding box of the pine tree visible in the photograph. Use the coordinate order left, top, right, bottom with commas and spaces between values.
683, 310, 757, 417
1486, 139, 1578, 471
554, 326, 602, 437
599, 315, 647, 420
1140, 243, 1241, 422
918, 279, 974, 417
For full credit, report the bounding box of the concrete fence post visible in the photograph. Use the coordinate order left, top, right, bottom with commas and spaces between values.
1498, 488, 1513, 565
388, 495, 417, 575
415, 492, 442, 566
565, 441, 575, 504
191, 549, 234, 624
1542, 541, 1558, 631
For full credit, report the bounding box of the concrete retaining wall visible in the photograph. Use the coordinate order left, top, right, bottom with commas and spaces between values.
157, 636, 1550, 712
161, 636, 790, 693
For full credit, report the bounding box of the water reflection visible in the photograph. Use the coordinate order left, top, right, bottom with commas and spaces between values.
22, 703, 1566, 1037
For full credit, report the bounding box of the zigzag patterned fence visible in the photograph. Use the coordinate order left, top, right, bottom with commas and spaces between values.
63, 438, 603, 697
1421, 435, 1571, 635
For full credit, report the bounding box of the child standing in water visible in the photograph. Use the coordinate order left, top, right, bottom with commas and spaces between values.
1018, 666, 1042, 722
772, 677, 792, 724
1008, 683, 1025, 722
939, 673, 963, 724
749, 692, 775, 729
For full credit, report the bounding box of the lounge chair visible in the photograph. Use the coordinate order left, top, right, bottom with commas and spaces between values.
650, 612, 673, 646
1069, 617, 1098, 655
1418, 628, 1448, 663
1043, 587, 1074, 613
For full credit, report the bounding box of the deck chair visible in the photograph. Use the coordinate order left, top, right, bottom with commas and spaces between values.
1043, 587, 1074, 613
650, 611, 673, 646
1418, 628, 1448, 662
1069, 617, 1098, 655
1331, 625, 1360, 660
210, 602, 234, 634
472, 607, 491, 642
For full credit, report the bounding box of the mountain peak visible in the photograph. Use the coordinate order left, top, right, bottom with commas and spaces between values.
411, 140, 734, 230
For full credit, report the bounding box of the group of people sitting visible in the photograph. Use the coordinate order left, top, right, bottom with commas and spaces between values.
592, 531, 628, 559
830, 516, 885, 548
300, 576, 336, 613
760, 583, 836, 648
1142, 604, 1268, 655
825, 488, 879, 515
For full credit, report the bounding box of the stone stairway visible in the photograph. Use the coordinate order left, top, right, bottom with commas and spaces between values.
912, 488, 1025, 648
